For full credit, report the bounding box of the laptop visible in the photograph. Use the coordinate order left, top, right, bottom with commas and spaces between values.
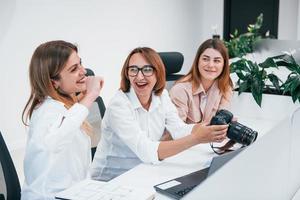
153, 147, 245, 200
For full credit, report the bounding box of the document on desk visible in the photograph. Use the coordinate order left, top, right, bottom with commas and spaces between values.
55, 179, 155, 200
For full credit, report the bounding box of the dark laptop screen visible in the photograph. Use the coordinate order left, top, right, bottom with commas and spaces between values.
154, 148, 245, 199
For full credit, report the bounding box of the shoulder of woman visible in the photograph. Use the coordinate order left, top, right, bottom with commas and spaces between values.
30, 98, 67, 123
218, 87, 233, 101
170, 81, 191, 94
107, 90, 131, 109
39, 97, 66, 112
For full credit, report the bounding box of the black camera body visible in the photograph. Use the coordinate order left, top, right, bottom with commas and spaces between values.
210, 109, 258, 146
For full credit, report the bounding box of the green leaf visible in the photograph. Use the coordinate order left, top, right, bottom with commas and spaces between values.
251, 78, 264, 106
238, 81, 250, 93
282, 77, 294, 94
290, 75, 300, 93
223, 14, 263, 58
252, 89, 262, 106
291, 86, 300, 103
267, 74, 282, 91
236, 71, 247, 80
259, 57, 278, 69
275, 60, 290, 67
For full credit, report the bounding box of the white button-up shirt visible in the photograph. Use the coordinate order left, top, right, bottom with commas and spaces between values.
21, 97, 91, 200
91, 89, 194, 181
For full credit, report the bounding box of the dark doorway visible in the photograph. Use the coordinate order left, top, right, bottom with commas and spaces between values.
223, 0, 279, 40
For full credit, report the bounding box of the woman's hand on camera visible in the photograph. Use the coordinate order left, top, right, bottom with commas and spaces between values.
80, 76, 104, 108
191, 122, 228, 144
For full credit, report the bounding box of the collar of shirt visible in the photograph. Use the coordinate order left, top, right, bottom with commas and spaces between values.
192, 81, 218, 96
127, 87, 161, 112
46, 96, 65, 106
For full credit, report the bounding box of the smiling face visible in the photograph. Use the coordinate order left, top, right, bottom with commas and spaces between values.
52, 51, 87, 96
198, 48, 224, 84
128, 53, 157, 102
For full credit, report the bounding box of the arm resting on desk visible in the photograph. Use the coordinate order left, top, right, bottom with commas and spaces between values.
158, 124, 228, 160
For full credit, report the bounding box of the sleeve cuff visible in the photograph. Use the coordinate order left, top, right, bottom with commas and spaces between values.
150, 141, 162, 165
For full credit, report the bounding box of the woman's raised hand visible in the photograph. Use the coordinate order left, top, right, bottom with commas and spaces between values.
85, 76, 104, 98
80, 76, 104, 108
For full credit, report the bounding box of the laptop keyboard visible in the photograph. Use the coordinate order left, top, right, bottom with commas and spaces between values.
175, 184, 197, 197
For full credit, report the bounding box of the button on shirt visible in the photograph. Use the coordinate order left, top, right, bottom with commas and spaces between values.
199, 92, 208, 117
21, 97, 91, 200
90, 89, 194, 181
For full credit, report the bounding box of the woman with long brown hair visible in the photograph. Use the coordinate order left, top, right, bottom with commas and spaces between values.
21, 40, 103, 200
170, 38, 233, 124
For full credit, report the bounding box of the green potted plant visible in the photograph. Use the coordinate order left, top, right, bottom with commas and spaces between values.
224, 13, 263, 58
224, 13, 300, 107
230, 56, 281, 106
272, 54, 300, 103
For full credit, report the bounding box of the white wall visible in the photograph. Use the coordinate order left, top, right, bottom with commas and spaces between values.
298, 0, 300, 40
278, 0, 299, 39
0, 0, 212, 151
2, 0, 299, 150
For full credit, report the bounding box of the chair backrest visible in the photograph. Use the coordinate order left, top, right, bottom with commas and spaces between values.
85, 68, 106, 160
0, 131, 21, 200
158, 52, 184, 90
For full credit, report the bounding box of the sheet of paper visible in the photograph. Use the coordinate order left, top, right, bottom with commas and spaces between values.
55, 179, 154, 200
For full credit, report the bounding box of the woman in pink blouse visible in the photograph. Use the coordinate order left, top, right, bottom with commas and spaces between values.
169, 38, 233, 124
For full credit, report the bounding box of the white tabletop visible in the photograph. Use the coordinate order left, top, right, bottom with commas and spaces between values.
108, 117, 279, 199
109, 143, 214, 195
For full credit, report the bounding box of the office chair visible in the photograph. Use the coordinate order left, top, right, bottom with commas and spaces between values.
158, 52, 184, 90
0, 131, 21, 200
85, 68, 106, 160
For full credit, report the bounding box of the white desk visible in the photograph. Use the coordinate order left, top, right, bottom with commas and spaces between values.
109, 143, 214, 197
56, 111, 298, 200
292, 187, 300, 200
56, 90, 299, 199
109, 117, 278, 199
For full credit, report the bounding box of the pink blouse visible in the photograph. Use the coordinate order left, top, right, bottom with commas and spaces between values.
169, 81, 232, 124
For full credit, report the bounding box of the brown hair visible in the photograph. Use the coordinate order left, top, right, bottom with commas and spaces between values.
178, 38, 233, 95
22, 40, 79, 125
120, 47, 166, 96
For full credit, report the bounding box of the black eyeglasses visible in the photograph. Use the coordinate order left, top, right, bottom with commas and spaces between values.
127, 65, 155, 77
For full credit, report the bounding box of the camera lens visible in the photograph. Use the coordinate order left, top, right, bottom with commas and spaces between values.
228, 122, 258, 146
210, 109, 258, 146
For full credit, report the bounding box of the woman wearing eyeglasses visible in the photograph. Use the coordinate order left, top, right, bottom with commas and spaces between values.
90, 47, 228, 181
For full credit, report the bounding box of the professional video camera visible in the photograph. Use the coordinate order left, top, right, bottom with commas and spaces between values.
210, 109, 258, 146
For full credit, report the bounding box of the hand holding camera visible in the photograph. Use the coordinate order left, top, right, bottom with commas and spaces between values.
191, 122, 228, 143
210, 109, 258, 146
